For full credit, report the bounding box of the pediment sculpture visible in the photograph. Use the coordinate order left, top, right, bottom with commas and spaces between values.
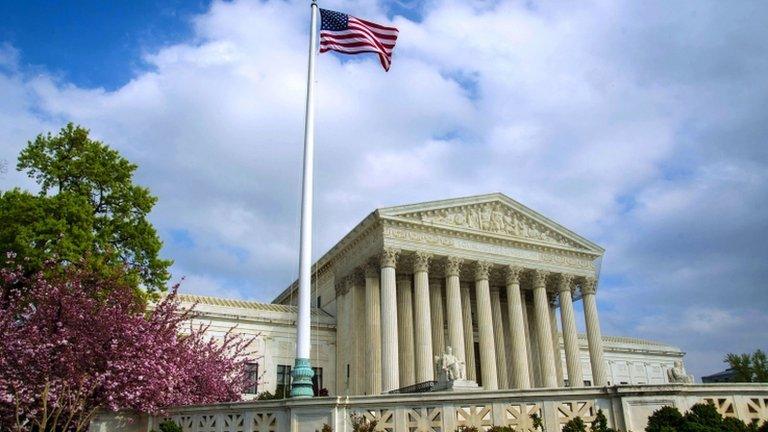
401, 202, 580, 248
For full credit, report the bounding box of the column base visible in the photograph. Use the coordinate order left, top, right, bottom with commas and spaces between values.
290, 358, 315, 398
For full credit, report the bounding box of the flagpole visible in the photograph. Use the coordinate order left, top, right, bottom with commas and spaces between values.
290, 0, 319, 398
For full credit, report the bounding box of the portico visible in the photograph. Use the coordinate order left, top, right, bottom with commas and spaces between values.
275, 193, 609, 394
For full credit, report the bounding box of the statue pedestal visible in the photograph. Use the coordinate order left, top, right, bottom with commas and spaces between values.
432, 379, 480, 392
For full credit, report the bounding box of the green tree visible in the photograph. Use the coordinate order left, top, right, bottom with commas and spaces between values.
725, 350, 768, 382
1, 123, 170, 293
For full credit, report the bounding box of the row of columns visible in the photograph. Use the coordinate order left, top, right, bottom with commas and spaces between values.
342, 248, 607, 394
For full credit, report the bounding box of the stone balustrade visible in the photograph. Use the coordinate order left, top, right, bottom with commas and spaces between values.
91, 384, 768, 432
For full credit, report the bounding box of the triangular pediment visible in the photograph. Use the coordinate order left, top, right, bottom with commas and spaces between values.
379, 193, 603, 254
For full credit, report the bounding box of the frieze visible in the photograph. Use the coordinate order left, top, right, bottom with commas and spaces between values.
384, 227, 593, 272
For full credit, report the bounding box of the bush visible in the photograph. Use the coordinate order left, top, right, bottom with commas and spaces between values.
257, 391, 278, 400
456, 427, 480, 432
645, 402, 768, 432
562, 417, 588, 432
318, 424, 333, 432
158, 420, 183, 432
647, 406, 685, 432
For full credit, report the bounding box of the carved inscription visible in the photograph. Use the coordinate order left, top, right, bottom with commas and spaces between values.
540, 252, 595, 270
384, 227, 455, 247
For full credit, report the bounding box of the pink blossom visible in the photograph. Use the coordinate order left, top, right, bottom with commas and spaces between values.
0, 263, 255, 431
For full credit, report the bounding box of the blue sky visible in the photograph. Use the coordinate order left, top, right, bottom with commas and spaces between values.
0, 0, 766, 380
0, 0, 208, 89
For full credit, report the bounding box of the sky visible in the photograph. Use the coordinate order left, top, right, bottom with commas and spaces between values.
0, 0, 766, 380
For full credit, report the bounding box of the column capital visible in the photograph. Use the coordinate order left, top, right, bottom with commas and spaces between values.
364, 261, 379, 278
532, 269, 550, 288
557, 274, 575, 293
581, 277, 597, 295
351, 268, 366, 286
336, 277, 350, 296
474, 261, 492, 281
505, 265, 523, 285
380, 247, 400, 269
413, 251, 433, 273
445, 256, 463, 277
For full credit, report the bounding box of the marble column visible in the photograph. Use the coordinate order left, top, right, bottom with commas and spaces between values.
335, 279, 349, 395
501, 300, 514, 389
558, 274, 583, 387
475, 261, 498, 390
380, 248, 400, 392
505, 266, 531, 389
351, 272, 366, 394
532, 269, 558, 388
549, 298, 565, 387
490, 286, 509, 389
522, 292, 539, 386
460, 282, 477, 381
445, 257, 466, 366
413, 251, 434, 382
364, 262, 382, 395
582, 277, 608, 386
397, 273, 416, 387
430, 278, 446, 356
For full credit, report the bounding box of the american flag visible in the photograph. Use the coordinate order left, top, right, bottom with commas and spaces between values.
319, 8, 399, 71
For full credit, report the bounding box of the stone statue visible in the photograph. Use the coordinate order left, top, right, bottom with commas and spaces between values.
435, 346, 465, 382
666, 360, 693, 384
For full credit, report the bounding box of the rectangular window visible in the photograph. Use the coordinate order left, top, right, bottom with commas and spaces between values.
276, 364, 292, 398
583, 380, 592, 386
316, 296, 322, 308
244, 362, 259, 394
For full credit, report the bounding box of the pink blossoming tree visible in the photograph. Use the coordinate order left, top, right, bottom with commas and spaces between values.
0, 260, 254, 432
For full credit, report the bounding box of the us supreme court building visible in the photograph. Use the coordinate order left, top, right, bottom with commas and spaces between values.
181, 193, 687, 396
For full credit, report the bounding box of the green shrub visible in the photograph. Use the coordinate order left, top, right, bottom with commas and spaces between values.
257, 391, 279, 400
647, 406, 685, 432
645, 402, 768, 432
562, 417, 588, 432
153, 420, 183, 432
